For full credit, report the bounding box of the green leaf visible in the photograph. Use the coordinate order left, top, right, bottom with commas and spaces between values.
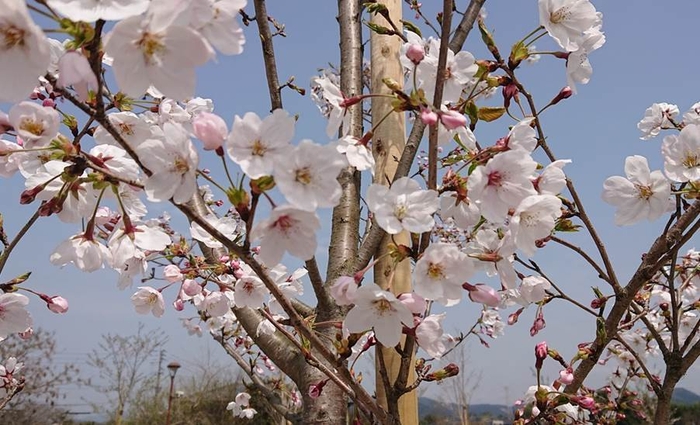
400, 20, 422, 37
477, 106, 506, 122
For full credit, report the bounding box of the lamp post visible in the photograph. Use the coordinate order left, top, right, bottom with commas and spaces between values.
165, 361, 181, 425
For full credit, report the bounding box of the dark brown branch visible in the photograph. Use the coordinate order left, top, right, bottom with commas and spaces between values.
253, 0, 283, 111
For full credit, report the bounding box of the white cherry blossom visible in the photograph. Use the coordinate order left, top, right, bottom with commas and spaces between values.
103, 11, 213, 100
0, 293, 32, 339
534, 159, 571, 196
344, 283, 413, 347
661, 124, 700, 182
50, 233, 112, 272
57, 50, 98, 101
539, 0, 599, 51
637, 103, 679, 140
131, 286, 165, 317
439, 191, 481, 230
190, 214, 239, 249
509, 194, 562, 257
335, 136, 375, 175
468, 150, 538, 222
251, 205, 320, 266
602, 155, 671, 225
47, 0, 150, 22
0, 0, 52, 102
94, 111, 153, 148
366, 177, 438, 234
417, 38, 478, 104
311, 75, 351, 137
566, 27, 605, 93
9, 102, 60, 148
0, 138, 22, 178
138, 123, 199, 204
226, 109, 294, 179
273, 140, 346, 211
415, 313, 454, 358
234, 276, 267, 309
188, 0, 247, 56
519, 276, 552, 304
414, 243, 474, 306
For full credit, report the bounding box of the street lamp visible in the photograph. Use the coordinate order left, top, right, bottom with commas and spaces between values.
165, 361, 181, 425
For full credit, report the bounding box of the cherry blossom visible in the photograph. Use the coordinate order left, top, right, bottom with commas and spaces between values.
57, 51, 99, 102
103, 10, 213, 100
0, 0, 52, 102
439, 191, 481, 230
637, 102, 679, 140
335, 136, 375, 175
273, 140, 347, 211
93, 112, 153, 147
0, 138, 22, 178
330, 276, 358, 306
661, 124, 700, 182
534, 159, 571, 195
251, 205, 320, 266
188, 0, 247, 56
468, 150, 538, 222
226, 109, 294, 179
234, 276, 267, 309
344, 283, 413, 347
538, 0, 599, 51
131, 286, 165, 317
602, 155, 671, 225
227, 392, 257, 419
311, 74, 351, 137
190, 214, 239, 249
46, 296, 69, 314
0, 293, 32, 339
566, 27, 605, 93
519, 276, 552, 304
8, 102, 60, 148
414, 242, 474, 306
509, 194, 562, 257
46, 0, 150, 22
465, 283, 501, 307
50, 232, 112, 272
366, 177, 438, 234
138, 123, 199, 204
417, 38, 478, 104
415, 313, 454, 358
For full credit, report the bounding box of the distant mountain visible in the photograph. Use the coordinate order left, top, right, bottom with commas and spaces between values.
673, 388, 700, 405
418, 397, 510, 421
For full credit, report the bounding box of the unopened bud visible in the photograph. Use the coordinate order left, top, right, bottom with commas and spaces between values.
550, 86, 573, 105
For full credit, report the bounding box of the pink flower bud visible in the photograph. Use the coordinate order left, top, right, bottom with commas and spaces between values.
551, 86, 573, 105
42, 99, 56, 108
19, 328, 33, 339
419, 107, 438, 126
439, 110, 467, 130
182, 279, 202, 297
47, 296, 69, 314
406, 44, 425, 64
398, 292, 427, 315
575, 396, 595, 410
192, 112, 228, 151
464, 283, 501, 307
558, 368, 574, 385
530, 310, 546, 336
308, 379, 328, 399
535, 341, 548, 360
535, 341, 548, 370
173, 298, 185, 311
163, 265, 183, 283
508, 307, 525, 325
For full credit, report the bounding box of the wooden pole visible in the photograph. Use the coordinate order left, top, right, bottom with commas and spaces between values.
370, 2, 418, 424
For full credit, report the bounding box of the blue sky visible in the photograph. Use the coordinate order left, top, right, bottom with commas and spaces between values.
1, 0, 699, 414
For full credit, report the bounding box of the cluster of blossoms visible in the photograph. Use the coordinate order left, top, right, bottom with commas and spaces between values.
0, 0, 696, 421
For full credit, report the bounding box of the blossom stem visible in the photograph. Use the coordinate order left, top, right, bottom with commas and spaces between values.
220, 155, 237, 189
196, 170, 228, 194
520, 26, 545, 44
0, 208, 41, 276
